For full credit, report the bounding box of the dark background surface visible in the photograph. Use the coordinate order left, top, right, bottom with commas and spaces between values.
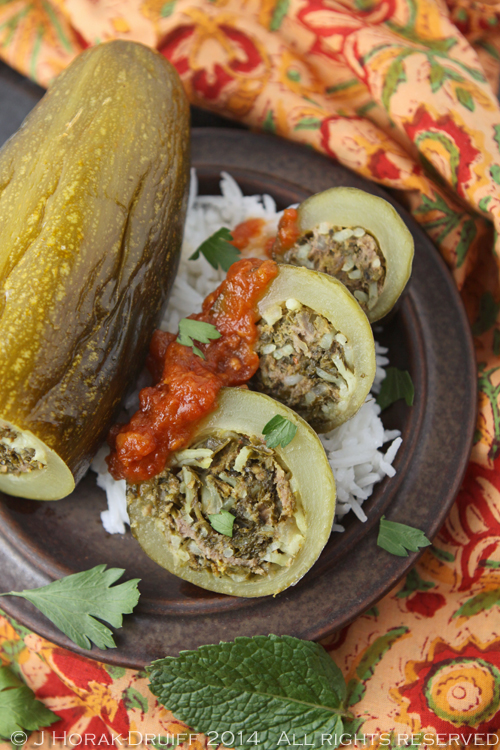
0, 58, 242, 146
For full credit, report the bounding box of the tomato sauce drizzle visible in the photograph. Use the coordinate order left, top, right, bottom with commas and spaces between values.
272, 207, 300, 255
107, 258, 278, 483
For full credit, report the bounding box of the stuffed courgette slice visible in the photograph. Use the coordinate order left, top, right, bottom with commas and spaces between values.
252, 265, 376, 432
274, 187, 414, 322
127, 388, 336, 598
0, 40, 190, 500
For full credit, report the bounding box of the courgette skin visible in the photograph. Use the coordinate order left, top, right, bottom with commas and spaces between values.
0, 40, 190, 498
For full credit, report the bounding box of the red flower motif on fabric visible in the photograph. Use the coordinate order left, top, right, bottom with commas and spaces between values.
405, 592, 446, 617
404, 106, 480, 197
439, 458, 500, 591
368, 149, 401, 180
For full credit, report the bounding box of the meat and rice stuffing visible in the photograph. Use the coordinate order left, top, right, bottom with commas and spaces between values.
276, 224, 386, 313
127, 431, 306, 581
0, 424, 45, 475
253, 299, 355, 431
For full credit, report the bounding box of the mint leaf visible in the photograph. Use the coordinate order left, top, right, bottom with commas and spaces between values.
189, 228, 241, 272
0, 666, 58, 738
0, 565, 140, 650
262, 415, 298, 448
148, 635, 349, 750
377, 516, 431, 557
376, 367, 414, 411
177, 318, 221, 359
208, 509, 235, 537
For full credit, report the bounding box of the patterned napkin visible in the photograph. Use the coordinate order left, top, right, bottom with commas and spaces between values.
1, 0, 500, 740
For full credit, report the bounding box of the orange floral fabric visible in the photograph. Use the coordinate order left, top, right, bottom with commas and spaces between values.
1, 0, 500, 741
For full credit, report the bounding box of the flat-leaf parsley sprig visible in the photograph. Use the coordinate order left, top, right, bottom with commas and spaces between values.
208, 509, 235, 538
189, 228, 241, 272
148, 635, 353, 750
376, 367, 414, 412
0, 666, 58, 740
177, 318, 221, 359
262, 415, 298, 449
0, 564, 141, 650
377, 516, 431, 557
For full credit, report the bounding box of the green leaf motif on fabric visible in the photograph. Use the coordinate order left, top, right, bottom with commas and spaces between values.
453, 588, 500, 618
455, 87, 475, 111
414, 131, 460, 188
160, 1, 176, 16
429, 63, 446, 92
346, 627, 408, 707
123, 686, 149, 714
396, 568, 435, 598
0, 666, 58, 739
149, 635, 350, 750
382, 58, 406, 112
490, 165, 500, 185
287, 69, 301, 82
363, 606, 379, 617
472, 292, 500, 336
480, 559, 500, 569
326, 79, 358, 94
295, 117, 322, 130
262, 109, 276, 133
270, 0, 289, 30
105, 664, 127, 680
478, 365, 500, 460
479, 195, 492, 213
494, 124, 500, 152
494, 329, 500, 356
429, 546, 455, 563
456, 218, 476, 268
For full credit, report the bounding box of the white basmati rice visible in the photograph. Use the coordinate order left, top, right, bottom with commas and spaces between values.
92, 171, 402, 535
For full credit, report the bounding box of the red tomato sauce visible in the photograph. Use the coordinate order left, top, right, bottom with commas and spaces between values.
230, 218, 266, 251
271, 207, 300, 255
107, 258, 278, 483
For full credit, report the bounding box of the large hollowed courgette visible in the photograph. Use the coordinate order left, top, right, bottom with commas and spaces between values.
0, 40, 190, 500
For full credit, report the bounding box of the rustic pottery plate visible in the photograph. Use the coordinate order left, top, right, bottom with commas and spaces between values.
0, 128, 476, 669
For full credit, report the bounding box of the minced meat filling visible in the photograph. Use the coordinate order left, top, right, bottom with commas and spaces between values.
127, 432, 305, 581
275, 224, 386, 312
253, 302, 354, 430
0, 426, 45, 475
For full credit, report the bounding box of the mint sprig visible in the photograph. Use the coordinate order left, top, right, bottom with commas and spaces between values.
148, 635, 351, 750
208, 509, 235, 537
189, 228, 241, 272
377, 516, 431, 557
0, 666, 58, 739
0, 565, 140, 650
177, 318, 221, 359
262, 415, 298, 449
376, 367, 414, 411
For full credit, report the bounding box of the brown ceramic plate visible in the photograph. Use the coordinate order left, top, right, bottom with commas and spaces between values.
0, 129, 476, 669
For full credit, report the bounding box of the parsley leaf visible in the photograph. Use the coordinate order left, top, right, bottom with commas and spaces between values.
262, 415, 298, 448
208, 509, 235, 537
0, 565, 140, 650
148, 635, 350, 750
177, 318, 221, 359
377, 516, 431, 557
0, 666, 58, 738
376, 367, 414, 411
189, 228, 241, 272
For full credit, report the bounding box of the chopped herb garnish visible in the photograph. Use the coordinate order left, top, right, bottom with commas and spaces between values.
0, 565, 140, 650
0, 666, 58, 739
262, 415, 298, 448
148, 635, 351, 750
376, 367, 414, 411
189, 228, 241, 272
377, 516, 431, 557
208, 509, 235, 537
177, 318, 221, 359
